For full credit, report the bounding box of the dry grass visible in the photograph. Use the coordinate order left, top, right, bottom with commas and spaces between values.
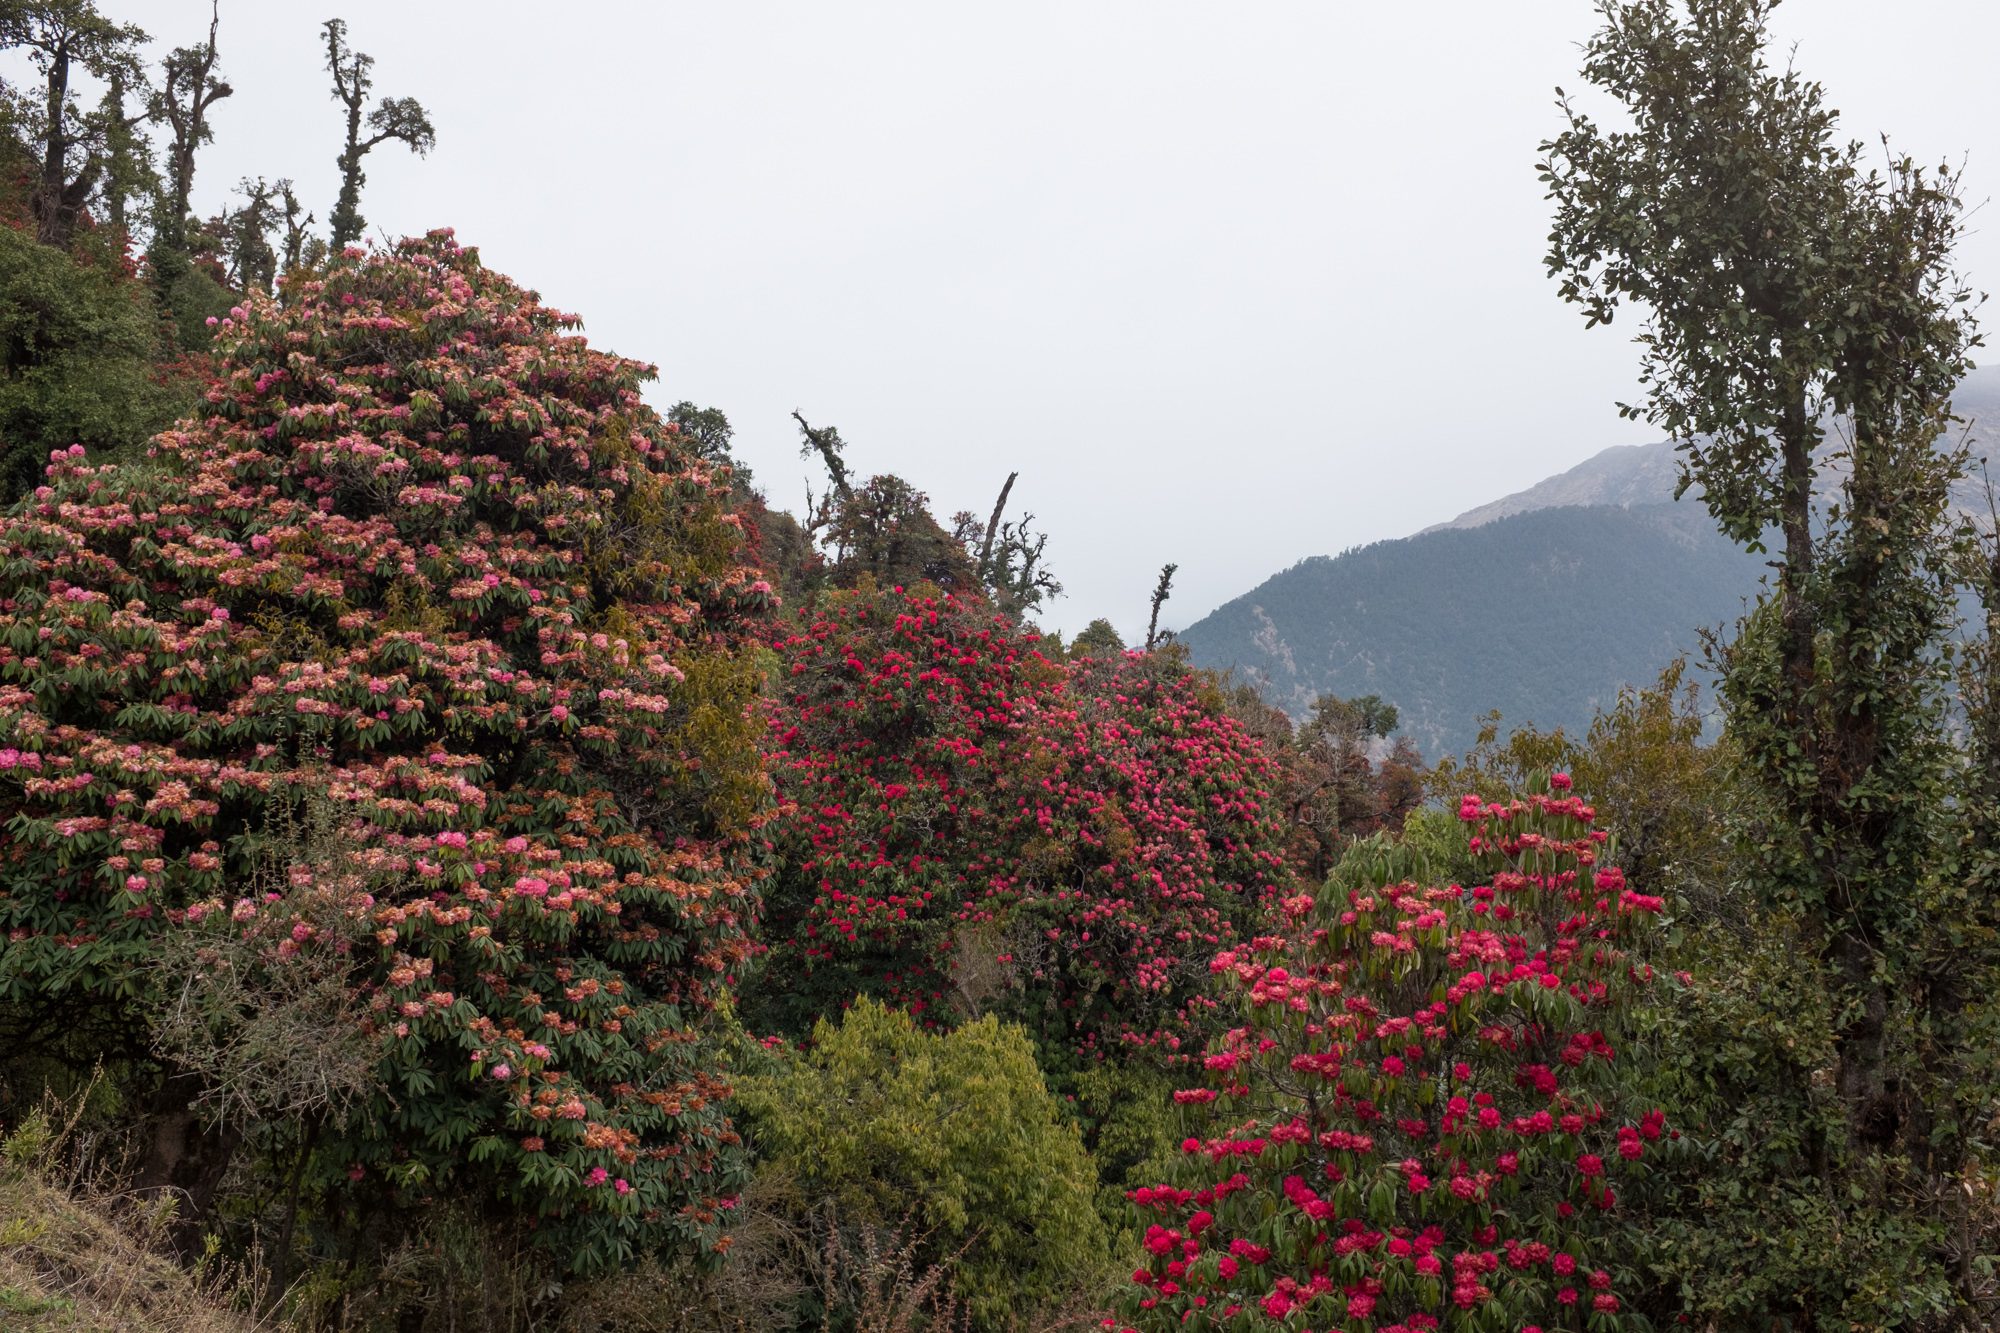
813, 1214, 973, 1333
0, 1103, 293, 1333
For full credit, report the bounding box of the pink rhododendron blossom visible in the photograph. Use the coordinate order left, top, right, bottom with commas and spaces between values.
0, 233, 774, 1278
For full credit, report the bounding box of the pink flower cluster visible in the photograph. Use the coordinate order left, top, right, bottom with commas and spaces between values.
760, 585, 1288, 1058
0, 232, 769, 1275
1114, 778, 1668, 1331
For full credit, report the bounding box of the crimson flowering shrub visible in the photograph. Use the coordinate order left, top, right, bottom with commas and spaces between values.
1115, 777, 1672, 1333
0, 232, 775, 1274
754, 583, 1063, 1028
754, 583, 1288, 1068
995, 652, 1290, 1065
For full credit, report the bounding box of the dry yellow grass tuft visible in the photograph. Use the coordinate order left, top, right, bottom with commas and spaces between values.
0, 1108, 287, 1333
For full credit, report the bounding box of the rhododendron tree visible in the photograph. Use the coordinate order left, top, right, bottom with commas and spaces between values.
752, 584, 1288, 1068
752, 582, 1063, 1029
1115, 777, 1672, 1332
994, 651, 1290, 1066
0, 231, 775, 1276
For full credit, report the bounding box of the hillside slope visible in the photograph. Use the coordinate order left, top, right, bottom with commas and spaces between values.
1187, 368, 2000, 758
1421, 443, 1684, 533
1177, 502, 1760, 757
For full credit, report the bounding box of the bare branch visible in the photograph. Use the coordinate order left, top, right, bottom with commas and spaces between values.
977, 471, 1017, 577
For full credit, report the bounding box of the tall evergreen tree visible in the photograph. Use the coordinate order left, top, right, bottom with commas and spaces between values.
149, 0, 229, 261
276, 178, 320, 275
212, 175, 279, 291
93, 64, 154, 239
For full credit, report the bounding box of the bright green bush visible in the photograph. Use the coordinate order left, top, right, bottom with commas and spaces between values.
735, 997, 1110, 1327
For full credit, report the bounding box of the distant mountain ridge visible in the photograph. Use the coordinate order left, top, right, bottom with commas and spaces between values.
1421, 442, 1683, 533
1179, 504, 1755, 758
1181, 366, 2000, 759
1424, 365, 2000, 533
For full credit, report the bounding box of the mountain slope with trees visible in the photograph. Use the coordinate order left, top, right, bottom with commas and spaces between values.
1177, 500, 1758, 755
1184, 366, 2000, 756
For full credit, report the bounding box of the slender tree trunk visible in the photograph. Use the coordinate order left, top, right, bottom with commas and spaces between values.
978, 471, 1017, 578
266, 1121, 321, 1312
332, 100, 367, 248
36, 47, 75, 246
130, 1069, 243, 1260
1773, 395, 1897, 1151
1777, 396, 1816, 711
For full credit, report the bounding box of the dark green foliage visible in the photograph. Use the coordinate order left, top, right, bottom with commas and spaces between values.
92, 65, 152, 236
1068, 616, 1126, 659
0, 0, 149, 246
825, 474, 978, 593
210, 176, 280, 291
667, 400, 743, 476
0, 222, 189, 497
1631, 910, 1969, 1329
154, 249, 231, 350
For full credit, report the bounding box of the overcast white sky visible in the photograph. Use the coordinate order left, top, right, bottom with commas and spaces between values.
123, 0, 2000, 638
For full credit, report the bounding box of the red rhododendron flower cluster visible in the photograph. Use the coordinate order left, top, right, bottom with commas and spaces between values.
1112, 778, 1668, 1331
987, 651, 1290, 1060
755, 585, 1057, 1028
755, 585, 1287, 1062
0, 232, 774, 1274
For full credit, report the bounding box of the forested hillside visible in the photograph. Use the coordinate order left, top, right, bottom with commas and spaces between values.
5, 3, 2000, 1332
1178, 501, 1757, 753
1185, 364, 2000, 755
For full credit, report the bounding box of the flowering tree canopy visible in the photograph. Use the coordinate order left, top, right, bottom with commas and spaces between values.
753, 583, 1062, 1028
0, 231, 776, 1273
996, 652, 1290, 1066
754, 583, 1288, 1068
1116, 778, 1671, 1332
